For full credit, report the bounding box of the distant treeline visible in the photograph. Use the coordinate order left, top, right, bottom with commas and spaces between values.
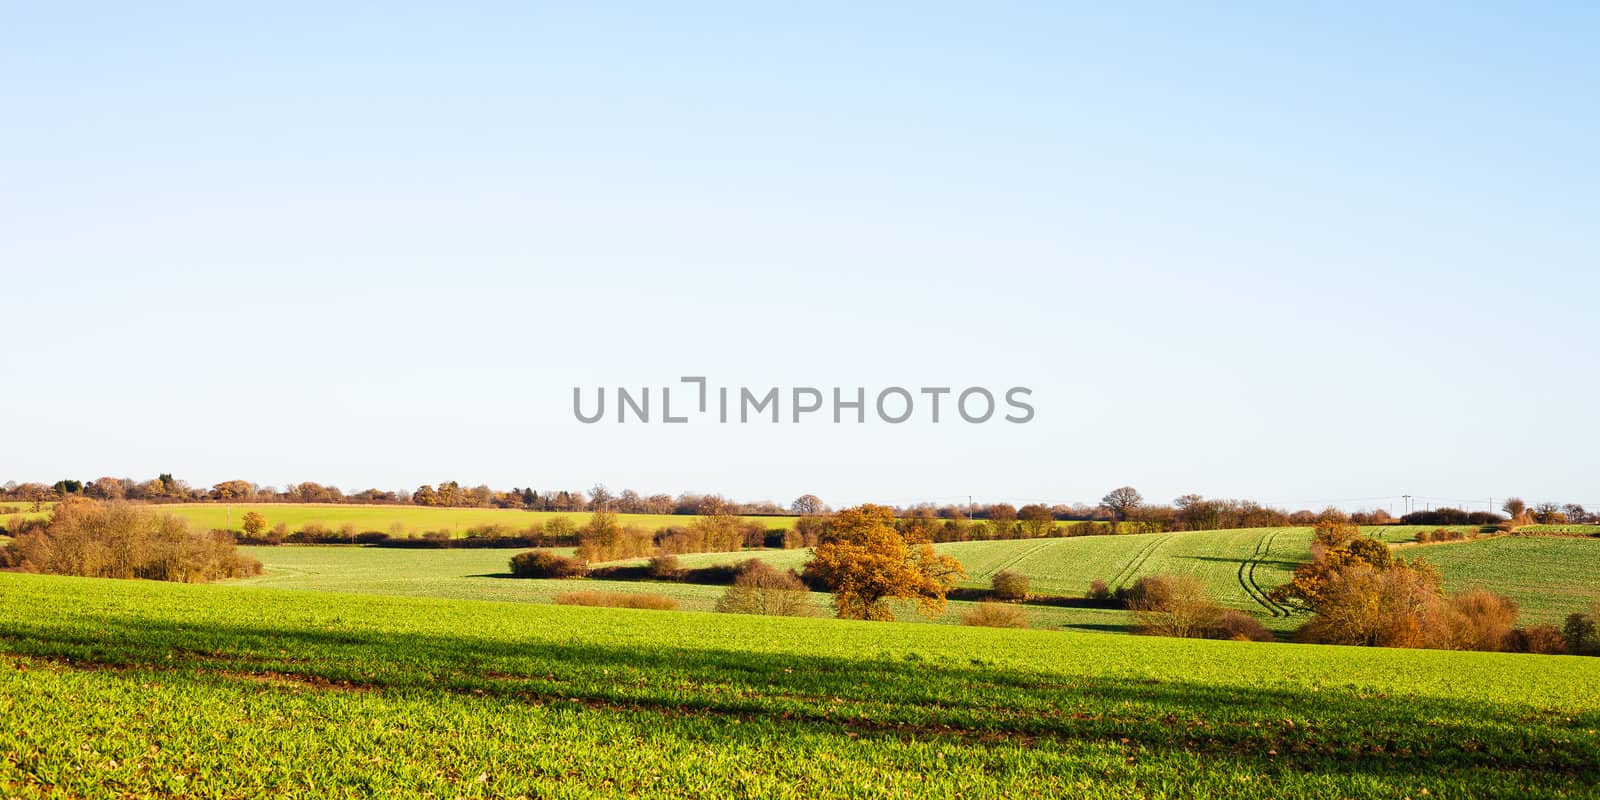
6, 476, 1593, 532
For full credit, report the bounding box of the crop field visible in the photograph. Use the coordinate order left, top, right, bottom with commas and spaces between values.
612, 529, 1316, 620
1405, 536, 1600, 625
1518, 524, 1600, 535
151, 503, 798, 536
1363, 525, 1482, 544
235, 546, 1133, 632
1, 573, 1597, 799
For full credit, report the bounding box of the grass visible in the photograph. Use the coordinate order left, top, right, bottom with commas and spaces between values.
1405, 536, 1600, 625
1518, 524, 1600, 535
234, 545, 1133, 632
149, 503, 799, 536
597, 525, 1596, 632
1, 572, 1597, 798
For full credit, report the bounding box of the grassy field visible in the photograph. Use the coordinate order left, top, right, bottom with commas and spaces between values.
608, 527, 1455, 615
1518, 524, 1600, 535
151, 503, 799, 535
1, 572, 1597, 799
1406, 536, 1600, 625
235, 546, 1135, 632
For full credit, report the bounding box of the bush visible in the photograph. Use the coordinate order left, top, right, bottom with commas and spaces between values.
1127, 575, 1225, 639
0, 542, 20, 569
1212, 610, 1274, 642
1513, 624, 1568, 655
575, 512, 654, 562
1444, 589, 1520, 652
1086, 579, 1112, 601
715, 560, 815, 616
1563, 613, 1598, 655
960, 602, 1028, 628
991, 570, 1029, 601
1312, 518, 1360, 550
647, 553, 685, 581
509, 550, 588, 578
12, 499, 261, 582
553, 591, 677, 611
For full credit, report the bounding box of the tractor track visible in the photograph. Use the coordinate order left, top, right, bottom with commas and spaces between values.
1237, 529, 1291, 616
1108, 534, 1173, 591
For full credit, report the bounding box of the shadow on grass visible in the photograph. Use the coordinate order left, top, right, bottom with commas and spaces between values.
2, 610, 1597, 795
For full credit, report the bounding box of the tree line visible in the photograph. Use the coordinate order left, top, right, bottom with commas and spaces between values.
7, 477, 1594, 533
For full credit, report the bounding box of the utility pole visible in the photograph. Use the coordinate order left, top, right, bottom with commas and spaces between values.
1402, 494, 1412, 515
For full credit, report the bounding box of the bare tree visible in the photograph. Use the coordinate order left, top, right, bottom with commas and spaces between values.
1102, 486, 1144, 522
790, 494, 825, 515
1501, 497, 1527, 518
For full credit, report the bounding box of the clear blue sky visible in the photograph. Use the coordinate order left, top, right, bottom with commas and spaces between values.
3, 3, 1595, 512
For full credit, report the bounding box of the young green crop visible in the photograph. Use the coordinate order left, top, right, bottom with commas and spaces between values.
0, 572, 1597, 799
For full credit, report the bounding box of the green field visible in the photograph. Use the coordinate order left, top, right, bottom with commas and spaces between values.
1518, 524, 1600, 535
234, 546, 1132, 632
2, 572, 1597, 799
623, 528, 1314, 618
1407, 536, 1600, 625
151, 503, 799, 536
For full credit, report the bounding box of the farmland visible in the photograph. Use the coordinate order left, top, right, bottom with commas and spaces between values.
146, 503, 800, 536
233, 546, 1132, 632
605, 527, 1399, 612
1, 572, 1597, 799
1409, 536, 1600, 625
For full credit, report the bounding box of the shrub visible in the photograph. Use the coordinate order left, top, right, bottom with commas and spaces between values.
13, 499, 261, 582
464, 523, 515, 539
1292, 564, 1445, 648
1212, 610, 1274, 642
1128, 575, 1225, 639
509, 550, 587, 579
1086, 579, 1112, 601
1514, 624, 1568, 655
553, 591, 677, 611
647, 553, 685, 581
960, 602, 1028, 628
1564, 613, 1598, 655
1312, 518, 1360, 550
576, 512, 654, 562
715, 560, 815, 616
1444, 589, 1520, 652
991, 570, 1029, 601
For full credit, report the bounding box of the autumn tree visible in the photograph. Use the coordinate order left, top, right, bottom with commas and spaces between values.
1101, 486, 1143, 521
211, 480, 253, 501
1532, 502, 1567, 524
986, 503, 1018, 538
1018, 504, 1056, 538
241, 511, 268, 538
802, 504, 965, 621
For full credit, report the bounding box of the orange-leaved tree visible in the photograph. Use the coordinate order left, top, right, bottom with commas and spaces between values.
802, 504, 965, 621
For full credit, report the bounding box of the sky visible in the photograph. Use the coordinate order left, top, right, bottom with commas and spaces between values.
2, 2, 1596, 513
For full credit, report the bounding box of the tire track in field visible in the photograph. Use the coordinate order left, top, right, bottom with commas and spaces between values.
984, 539, 1056, 580
1108, 534, 1173, 590
1237, 529, 1290, 616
